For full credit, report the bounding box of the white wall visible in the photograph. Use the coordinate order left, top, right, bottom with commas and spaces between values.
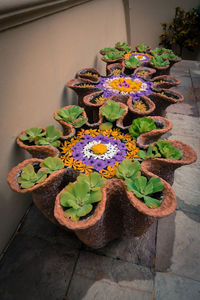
0, 0, 127, 253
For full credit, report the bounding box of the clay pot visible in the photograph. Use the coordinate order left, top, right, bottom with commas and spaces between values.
141, 140, 197, 185
17, 128, 60, 159
150, 89, 184, 117
122, 59, 138, 76
136, 116, 173, 149
76, 68, 100, 84
151, 75, 180, 89
106, 63, 123, 76
67, 78, 99, 107
147, 62, 171, 76
7, 158, 78, 223
101, 56, 123, 67
135, 45, 151, 53
134, 66, 156, 80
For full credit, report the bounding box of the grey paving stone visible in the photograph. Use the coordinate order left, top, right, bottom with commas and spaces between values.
20, 205, 81, 249
173, 165, 200, 215
165, 113, 200, 139
0, 234, 79, 300
156, 211, 200, 281
66, 251, 153, 300
155, 272, 200, 300
172, 75, 192, 88
190, 61, 200, 78
91, 221, 157, 268
166, 99, 199, 117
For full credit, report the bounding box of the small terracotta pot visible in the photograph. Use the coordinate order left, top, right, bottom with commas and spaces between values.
135, 45, 151, 53
147, 62, 171, 76
67, 78, 99, 107
125, 95, 156, 126
122, 59, 139, 75
76, 68, 100, 84
134, 66, 156, 80
7, 158, 78, 223
141, 140, 197, 185
151, 75, 180, 89
17, 128, 60, 159
106, 63, 123, 76
101, 56, 123, 66
150, 89, 184, 116
136, 116, 173, 149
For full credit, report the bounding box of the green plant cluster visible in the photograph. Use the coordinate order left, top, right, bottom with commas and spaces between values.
129, 117, 156, 138
115, 41, 132, 53
17, 157, 64, 189
139, 140, 183, 160
116, 160, 164, 208
150, 56, 170, 67
137, 43, 148, 52
55, 106, 88, 128
159, 6, 200, 56
125, 56, 142, 68
19, 125, 62, 147
100, 47, 119, 54
60, 172, 106, 221
101, 100, 125, 122
104, 51, 124, 61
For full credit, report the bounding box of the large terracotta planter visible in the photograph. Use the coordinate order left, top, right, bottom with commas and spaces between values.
151, 75, 181, 89
17, 128, 60, 159
141, 140, 197, 185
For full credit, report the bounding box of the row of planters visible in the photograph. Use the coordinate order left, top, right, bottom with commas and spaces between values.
7, 101, 197, 248
100, 41, 181, 76
67, 66, 183, 122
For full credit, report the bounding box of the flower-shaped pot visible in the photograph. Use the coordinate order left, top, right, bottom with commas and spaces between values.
134, 66, 156, 79
106, 63, 123, 76
147, 62, 171, 76
141, 140, 197, 185
76, 68, 100, 83
150, 88, 184, 116
7, 158, 78, 223
17, 128, 60, 159
151, 75, 181, 89
136, 116, 173, 149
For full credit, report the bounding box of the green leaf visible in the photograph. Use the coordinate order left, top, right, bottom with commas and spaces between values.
156, 140, 182, 160
99, 122, 113, 131
125, 56, 142, 68
148, 177, 164, 193
19, 127, 45, 143
55, 106, 87, 128
134, 176, 147, 194
73, 181, 90, 200
104, 51, 124, 60
137, 43, 148, 52
20, 181, 35, 189
64, 208, 80, 221
116, 160, 141, 180
87, 190, 102, 204
129, 117, 156, 138
40, 157, 64, 174
60, 192, 80, 209
150, 55, 170, 67
76, 204, 93, 217
17, 163, 46, 189
143, 195, 162, 208
101, 100, 125, 122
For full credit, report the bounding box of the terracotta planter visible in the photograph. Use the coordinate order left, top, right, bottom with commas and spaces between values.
147, 62, 171, 76
17, 128, 60, 159
136, 116, 173, 149
106, 63, 123, 76
169, 56, 182, 68
125, 95, 156, 126
150, 89, 184, 116
67, 78, 99, 107
122, 59, 138, 76
135, 45, 151, 53
151, 75, 181, 89
101, 56, 123, 68
54, 172, 176, 248
141, 140, 197, 185
76, 68, 100, 84
7, 158, 78, 223
134, 66, 156, 80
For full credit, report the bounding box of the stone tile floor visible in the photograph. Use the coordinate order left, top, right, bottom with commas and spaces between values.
0, 60, 200, 300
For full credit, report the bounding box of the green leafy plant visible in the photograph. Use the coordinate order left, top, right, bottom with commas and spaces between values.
36, 125, 62, 147
55, 106, 88, 128
138, 140, 182, 160
115, 41, 132, 53
150, 47, 173, 56
161, 53, 178, 60
125, 56, 142, 68
129, 117, 156, 138
125, 176, 164, 208
101, 47, 119, 53
156, 140, 182, 160
138, 144, 161, 160
116, 159, 141, 180
100, 100, 126, 122
60, 172, 106, 221
150, 56, 170, 67
137, 43, 148, 52
104, 51, 124, 61
159, 6, 200, 56
17, 164, 47, 189
19, 127, 45, 144
99, 122, 113, 131
39, 157, 64, 174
